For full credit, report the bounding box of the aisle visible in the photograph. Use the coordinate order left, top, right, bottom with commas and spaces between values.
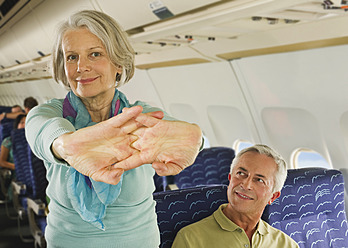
0, 201, 34, 248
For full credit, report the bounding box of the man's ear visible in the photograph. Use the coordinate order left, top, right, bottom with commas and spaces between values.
268, 191, 281, 205
228, 173, 231, 181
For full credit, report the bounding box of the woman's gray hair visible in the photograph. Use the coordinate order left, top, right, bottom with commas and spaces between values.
52, 10, 135, 88
230, 144, 287, 193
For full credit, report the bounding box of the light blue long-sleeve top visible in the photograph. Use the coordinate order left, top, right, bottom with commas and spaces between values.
25, 98, 175, 248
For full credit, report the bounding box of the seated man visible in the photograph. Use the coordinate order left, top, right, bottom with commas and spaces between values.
172, 144, 299, 248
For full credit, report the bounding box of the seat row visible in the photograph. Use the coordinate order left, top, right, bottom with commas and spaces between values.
0, 120, 48, 247
154, 146, 235, 191
154, 168, 348, 248
1, 122, 347, 248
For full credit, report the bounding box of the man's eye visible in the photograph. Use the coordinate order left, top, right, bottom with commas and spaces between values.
257, 178, 264, 183
237, 171, 245, 176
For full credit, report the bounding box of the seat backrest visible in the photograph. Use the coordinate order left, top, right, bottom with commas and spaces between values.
154, 184, 228, 248
153, 173, 168, 192
0, 120, 14, 144
0, 106, 11, 113
27, 145, 48, 202
174, 147, 235, 189
262, 168, 348, 248
11, 128, 32, 194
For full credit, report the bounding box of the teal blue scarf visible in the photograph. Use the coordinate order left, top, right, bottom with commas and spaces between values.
63, 89, 130, 230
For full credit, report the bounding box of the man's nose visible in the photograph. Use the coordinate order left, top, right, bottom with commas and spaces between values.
241, 176, 253, 190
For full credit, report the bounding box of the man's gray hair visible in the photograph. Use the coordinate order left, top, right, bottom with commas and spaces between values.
231, 144, 287, 192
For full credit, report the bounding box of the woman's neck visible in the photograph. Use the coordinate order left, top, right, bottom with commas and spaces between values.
80, 90, 114, 122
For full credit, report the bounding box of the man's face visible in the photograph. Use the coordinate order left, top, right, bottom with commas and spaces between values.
11, 106, 22, 113
227, 151, 280, 216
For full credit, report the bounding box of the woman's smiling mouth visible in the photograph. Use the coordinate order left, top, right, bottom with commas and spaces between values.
77, 76, 99, 84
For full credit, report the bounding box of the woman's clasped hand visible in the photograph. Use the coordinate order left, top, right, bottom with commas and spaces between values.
52, 105, 202, 185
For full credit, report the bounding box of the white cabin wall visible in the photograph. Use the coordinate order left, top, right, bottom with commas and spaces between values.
142, 62, 257, 148
0, 78, 68, 107
232, 44, 348, 172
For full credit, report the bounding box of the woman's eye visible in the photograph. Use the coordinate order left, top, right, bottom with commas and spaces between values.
67, 55, 77, 61
91, 52, 101, 57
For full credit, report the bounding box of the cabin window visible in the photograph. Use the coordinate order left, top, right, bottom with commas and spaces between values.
233, 139, 253, 153
291, 148, 331, 169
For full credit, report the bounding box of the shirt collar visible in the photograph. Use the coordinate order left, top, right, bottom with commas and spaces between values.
214, 203, 270, 236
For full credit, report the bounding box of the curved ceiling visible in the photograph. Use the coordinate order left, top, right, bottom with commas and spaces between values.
0, 0, 348, 83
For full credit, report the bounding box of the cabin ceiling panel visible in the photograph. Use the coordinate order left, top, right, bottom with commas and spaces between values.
10, 11, 51, 59
1, 0, 348, 81
97, 0, 221, 31
0, 29, 29, 66
33, 0, 96, 45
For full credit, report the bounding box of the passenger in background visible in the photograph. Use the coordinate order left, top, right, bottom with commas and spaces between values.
0, 114, 26, 201
23, 96, 38, 113
0, 114, 26, 170
11, 105, 23, 114
172, 144, 299, 248
0, 97, 38, 122
25, 10, 202, 248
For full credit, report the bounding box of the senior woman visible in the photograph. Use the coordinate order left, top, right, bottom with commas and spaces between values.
25, 10, 202, 248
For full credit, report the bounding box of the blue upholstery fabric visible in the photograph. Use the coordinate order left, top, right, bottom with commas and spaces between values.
11, 128, 32, 194
262, 168, 348, 248
0, 121, 14, 144
174, 147, 235, 189
0, 106, 11, 113
27, 145, 48, 202
153, 174, 168, 192
153, 184, 228, 248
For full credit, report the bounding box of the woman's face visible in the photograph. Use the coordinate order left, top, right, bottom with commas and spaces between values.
17, 117, 26, 129
62, 28, 122, 99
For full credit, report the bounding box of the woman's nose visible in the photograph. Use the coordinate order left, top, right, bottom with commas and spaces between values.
77, 57, 91, 72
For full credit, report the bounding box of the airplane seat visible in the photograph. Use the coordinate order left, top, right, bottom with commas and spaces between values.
153, 173, 168, 192
27, 144, 48, 248
262, 168, 348, 248
11, 128, 35, 243
0, 106, 11, 113
12, 128, 32, 194
0, 120, 14, 144
153, 184, 228, 248
173, 147, 235, 189
27, 146, 48, 202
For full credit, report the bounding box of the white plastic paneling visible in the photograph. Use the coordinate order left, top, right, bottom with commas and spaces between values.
0, 78, 69, 107
0, 30, 29, 66
119, 68, 164, 109
34, 0, 96, 46
97, 0, 220, 30
233, 45, 348, 169
11, 10, 51, 59
261, 107, 327, 164
147, 61, 255, 146
207, 106, 252, 147
169, 103, 200, 124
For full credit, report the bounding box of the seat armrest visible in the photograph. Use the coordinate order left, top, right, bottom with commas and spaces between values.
0, 168, 12, 178
26, 197, 46, 216
11, 181, 26, 195
167, 184, 179, 190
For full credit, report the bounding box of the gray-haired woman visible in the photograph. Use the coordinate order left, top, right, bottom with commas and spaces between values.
26, 10, 202, 248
